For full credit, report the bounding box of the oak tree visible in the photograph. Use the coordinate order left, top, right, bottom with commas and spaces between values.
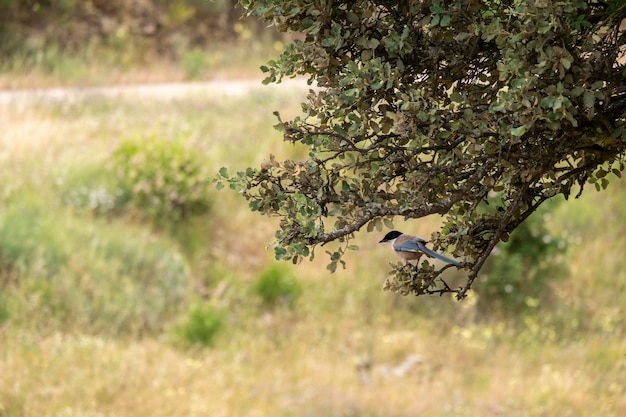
218, 0, 626, 299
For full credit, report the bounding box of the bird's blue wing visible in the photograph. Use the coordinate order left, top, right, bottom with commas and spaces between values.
395, 239, 461, 266
393, 240, 423, 253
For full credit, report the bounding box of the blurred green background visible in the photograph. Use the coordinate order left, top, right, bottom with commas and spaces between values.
0, 1, 624, 416
0, 0, 283, 87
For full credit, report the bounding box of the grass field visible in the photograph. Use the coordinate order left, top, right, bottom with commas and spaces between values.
0, 78, 625, 416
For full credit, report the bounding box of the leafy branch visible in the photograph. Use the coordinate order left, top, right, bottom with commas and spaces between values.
223, 0, 626, 298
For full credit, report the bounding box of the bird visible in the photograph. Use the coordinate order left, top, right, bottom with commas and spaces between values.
379, 230, 462, 267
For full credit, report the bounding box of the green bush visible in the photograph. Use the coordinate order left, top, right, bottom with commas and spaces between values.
181, 48, 211, 79
0, 202, 192, 335
253, 264, 302, 308
110, 135, 212, 223
0, 203, 68, 278
175, 303, 225, 347
0, 291, 9, 325
475, 202, 567, 316
63, 136, 212, 225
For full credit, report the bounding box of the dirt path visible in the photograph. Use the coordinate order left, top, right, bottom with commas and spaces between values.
0, 77, 310, 106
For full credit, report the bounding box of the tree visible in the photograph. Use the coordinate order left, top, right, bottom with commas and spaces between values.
218, 0, 626, 299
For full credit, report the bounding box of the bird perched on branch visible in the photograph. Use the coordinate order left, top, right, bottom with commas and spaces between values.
379, 230, 462, 267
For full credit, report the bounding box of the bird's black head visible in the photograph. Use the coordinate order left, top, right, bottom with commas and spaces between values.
379, 230, 403, 243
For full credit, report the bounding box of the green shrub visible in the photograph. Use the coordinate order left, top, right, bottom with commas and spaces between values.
0, 203, 68, 278
475, 202, 567, 316
253, 264, 302, 308
0, 202, 192, 335
0, 291, 9, 325
176, 303, 225, 347
181, 48, 211, 79
63, 135, 212, 224
110, 135, 212, 223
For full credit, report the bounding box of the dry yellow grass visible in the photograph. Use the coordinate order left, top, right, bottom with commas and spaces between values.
1, 312, 624, 416
0, 81, 625, 417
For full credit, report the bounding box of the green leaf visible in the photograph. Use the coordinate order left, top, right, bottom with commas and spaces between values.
370, 80, 383, 90
511, 126, 526, 137
537, 20, 551, 34
333, 125, 347, 137
439, 130, 452, 139
275, 246, 288, 260
450, 91, 463, 103
430, 2, 444, 14
322, 37, 336, 47
583, 91, 595, 108
541, 96, 556, 108
366, 39, 380, 49
564, 111, 578, 127
601, 178, 609, 190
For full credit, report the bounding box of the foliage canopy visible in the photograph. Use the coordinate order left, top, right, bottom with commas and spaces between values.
220, 0, 626, 298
